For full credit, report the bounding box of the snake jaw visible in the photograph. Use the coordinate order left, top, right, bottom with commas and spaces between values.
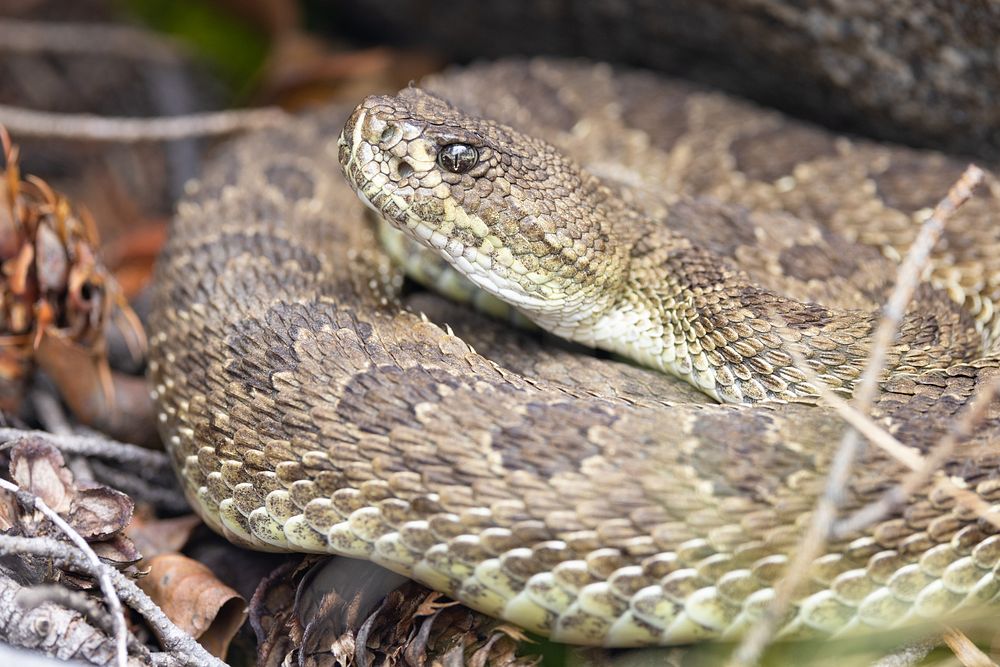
339, 89, 635, 337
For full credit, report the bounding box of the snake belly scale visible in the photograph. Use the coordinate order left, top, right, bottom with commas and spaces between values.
149, 59, 1000, 647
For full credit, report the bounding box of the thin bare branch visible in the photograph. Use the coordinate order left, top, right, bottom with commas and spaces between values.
0, 105, 291, 142
0, 535, 226, 667
0, 19, 180, 63
0, 428, 169, 469
803, 383, 924, 470
0, 565, 138, 664
16, 585, 110, 630
832, 377, 1000, 538
15, 584, 149, 658
943, 627, 999, 667
728, 164, 985, 667
85, 460, 188, 513
858, 165, 984, 409
150, 653, 186, 667
28, 389, 73, 436
0, 477, 128, 667
778, 350, 1000, 536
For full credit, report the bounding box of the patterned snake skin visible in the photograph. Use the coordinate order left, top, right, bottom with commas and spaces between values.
149, 60, 1000, 647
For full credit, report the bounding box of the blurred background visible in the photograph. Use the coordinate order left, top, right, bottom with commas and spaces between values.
5, 0, 998, 260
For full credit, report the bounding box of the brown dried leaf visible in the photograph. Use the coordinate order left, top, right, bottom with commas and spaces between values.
7, 241, 33, 297
69, 483, 134, 541
0, 341, 32, 412
33, 328, 113, 427
0, 185, 18, 259
90, 533, 142, 568
493, 624, 531, 644
0, 488, 18, 532
101, 221, 167, 299
468, 633, 509, 667
125, 512, 201, 560
138, 553, 247, 659
9, 436, 75, 514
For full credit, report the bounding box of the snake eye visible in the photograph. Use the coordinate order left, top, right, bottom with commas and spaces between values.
437, 143, 479, 174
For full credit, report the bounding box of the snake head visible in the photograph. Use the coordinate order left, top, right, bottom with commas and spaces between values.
339, 87, 628, 330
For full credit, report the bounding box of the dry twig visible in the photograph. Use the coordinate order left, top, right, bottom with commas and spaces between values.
832, 377, 1000, 538
0, 477, 128, 667
0, 535, 227, 667
0, 19, 180, 63
775, 353, 1000, 537
943, 628, 999, 667
0, 105, 291, 142
29, 390, 74, 437
15, 584, 149, 658
0, 566, 139, 664
0, 427, 184, 511
728, 164, 985, 667
0, 428, 169, 469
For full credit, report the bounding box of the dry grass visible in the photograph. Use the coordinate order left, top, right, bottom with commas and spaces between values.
729, 165, 992, 667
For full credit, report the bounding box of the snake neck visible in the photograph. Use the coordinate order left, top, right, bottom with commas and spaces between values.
559, 212, 986, 404
340, 88, 983, 405
511, 215, 866, 404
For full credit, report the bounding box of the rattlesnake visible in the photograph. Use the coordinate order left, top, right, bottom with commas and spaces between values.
149, 59, 1000, 647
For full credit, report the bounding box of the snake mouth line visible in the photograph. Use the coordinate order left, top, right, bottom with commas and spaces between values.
339, 110, 419, 226
339, 110, 561, 313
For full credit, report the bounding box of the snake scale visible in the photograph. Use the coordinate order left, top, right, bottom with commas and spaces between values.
149, 59, 1000, 647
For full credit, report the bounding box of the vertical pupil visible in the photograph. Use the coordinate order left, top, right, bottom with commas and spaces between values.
439, 144, 477, 173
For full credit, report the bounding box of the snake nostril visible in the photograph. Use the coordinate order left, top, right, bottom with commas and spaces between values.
397, 160, 414, 179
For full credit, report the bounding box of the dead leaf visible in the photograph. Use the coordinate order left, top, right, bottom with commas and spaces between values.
125, 512, 201, 560
248, 559, 304, 667
69, 483, 134, 541
138, 553, 247, 659
9, 437, 75, 514
0, 488, 18, 532
34, 328, 154, 445
4, 435, 143, 578
414, 591, 460, 617
89, 533, 142, 568
101, 221, 167, 299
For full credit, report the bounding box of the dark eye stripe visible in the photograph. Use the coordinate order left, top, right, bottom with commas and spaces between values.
438, 143, 479, 174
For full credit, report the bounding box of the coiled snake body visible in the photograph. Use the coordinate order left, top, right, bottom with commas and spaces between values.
149, 60, 1000, 646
